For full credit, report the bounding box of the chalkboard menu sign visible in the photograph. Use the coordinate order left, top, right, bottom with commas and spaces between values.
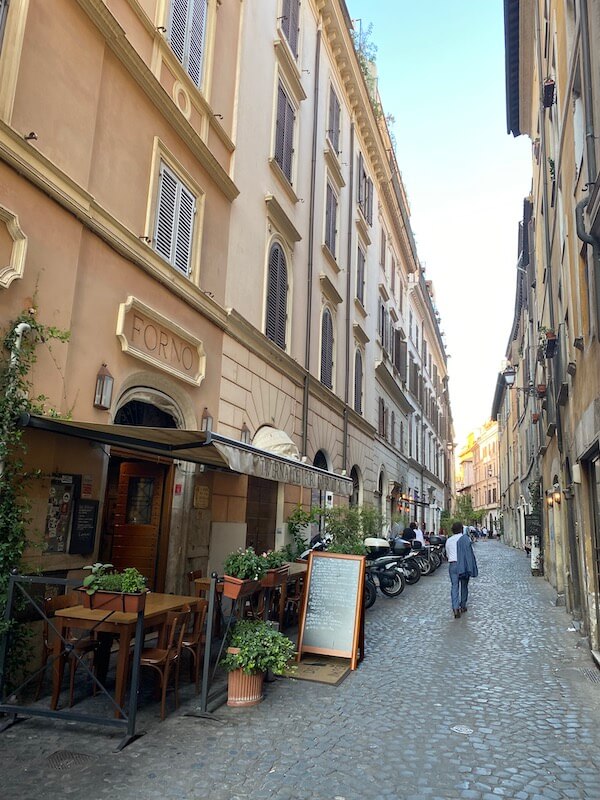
297, 551, 365, 670
68, 500, 99, 555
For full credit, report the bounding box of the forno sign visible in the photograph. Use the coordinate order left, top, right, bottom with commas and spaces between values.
117, 296, 206, 386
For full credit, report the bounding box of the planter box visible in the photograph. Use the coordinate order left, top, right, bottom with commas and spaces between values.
261, 566, 289, 588
77, 588, 147, 613
222, 576, 261, 600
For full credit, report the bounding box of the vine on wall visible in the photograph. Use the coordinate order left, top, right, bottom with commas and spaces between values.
0, 309, 69, 690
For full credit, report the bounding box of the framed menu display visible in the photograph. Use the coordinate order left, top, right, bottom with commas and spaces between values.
44, 474, 81, 553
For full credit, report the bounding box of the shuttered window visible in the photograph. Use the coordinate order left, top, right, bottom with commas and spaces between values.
357, 153, 373, 225
380, 230, 386, 267
169, 0, 208, 88
265, 243, 288, 349
354, 349, 363, 414
320, 308, 334, 389
154, 162, 196, 277
0, 0, 9, 49
275, 82, 295, 182
281, 0, 300, 58
378, 397, 385, 436
356, 246, 365, 305
325, 182, 338, 257
327, 86, 340, 153
391, 412, 396, 447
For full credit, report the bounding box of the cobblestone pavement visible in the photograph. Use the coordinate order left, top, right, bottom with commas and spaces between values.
3, 541, 600, 800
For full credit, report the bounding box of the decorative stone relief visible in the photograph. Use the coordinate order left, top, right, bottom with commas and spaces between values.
0, 206, 27, 289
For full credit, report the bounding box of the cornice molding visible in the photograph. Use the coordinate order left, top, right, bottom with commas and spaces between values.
268, 158, 300, 204
274, 38, 307, 102
355, 213, 371, 245
353, 321, 369, 346
324, 146, 345, 188
319, 273, 343, 305
75, 0, 238, 201
265, 194, 302, 244
375, 361, 413, 415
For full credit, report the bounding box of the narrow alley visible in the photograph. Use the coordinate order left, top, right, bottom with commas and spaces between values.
3, 541, 600, 800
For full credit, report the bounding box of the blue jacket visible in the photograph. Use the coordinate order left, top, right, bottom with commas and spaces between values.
457, 533, 478, 578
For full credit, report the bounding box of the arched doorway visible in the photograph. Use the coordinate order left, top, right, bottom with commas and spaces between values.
100, 396, 179, 591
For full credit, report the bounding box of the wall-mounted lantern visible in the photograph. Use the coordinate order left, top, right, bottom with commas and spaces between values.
93, 364, 114, 410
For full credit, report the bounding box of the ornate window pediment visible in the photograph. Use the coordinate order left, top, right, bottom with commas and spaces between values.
0, 206, 27, 289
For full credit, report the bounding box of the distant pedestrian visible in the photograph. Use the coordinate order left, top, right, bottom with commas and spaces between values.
445, 521, 479, 618
414, 520, 426, 546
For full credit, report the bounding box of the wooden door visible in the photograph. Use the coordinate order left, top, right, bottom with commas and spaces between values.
246, 477, 277, 553
112, 462, 166, 590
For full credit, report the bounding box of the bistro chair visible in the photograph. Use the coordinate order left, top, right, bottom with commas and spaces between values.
181, 598, 208, 694
187, 569, 203, 596
137, 607, 190, 720
35, 593, 98, 706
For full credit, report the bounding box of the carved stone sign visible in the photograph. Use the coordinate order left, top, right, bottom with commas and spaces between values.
117, 296, 206, 386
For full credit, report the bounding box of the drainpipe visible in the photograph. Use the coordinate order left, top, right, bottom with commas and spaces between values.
302, 27, 321, 457
576, 0, 600, 329
1, 322, 32, 479
342, 123, 355, 471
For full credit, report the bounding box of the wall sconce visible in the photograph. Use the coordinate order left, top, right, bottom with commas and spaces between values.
240, 422, 251, 444
94, 364, 114, 410
546, 494, 554, 508
200, 407, 213, 433
553, 484, 561, 505
502, 366, 516, 387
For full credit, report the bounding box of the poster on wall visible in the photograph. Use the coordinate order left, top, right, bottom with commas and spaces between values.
44, 474, 81, 553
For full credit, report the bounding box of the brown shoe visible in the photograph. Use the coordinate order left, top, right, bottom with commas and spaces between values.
453, 609, 461, 618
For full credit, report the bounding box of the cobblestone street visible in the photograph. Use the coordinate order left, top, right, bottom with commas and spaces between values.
3, 541, 600, 800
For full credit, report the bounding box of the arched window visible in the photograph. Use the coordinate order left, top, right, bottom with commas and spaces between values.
350, 465, 361, 507
354, 349, 363, 414
265, 243, 288, 349
320, 308, 334, 388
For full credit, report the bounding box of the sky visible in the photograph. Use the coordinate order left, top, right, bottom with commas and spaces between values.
345, 0, 532, 446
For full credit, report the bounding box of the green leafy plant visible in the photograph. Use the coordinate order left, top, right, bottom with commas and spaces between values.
283, 504, 319, 560
220, 619, 296, 675
0, 309, 69, 691
262, 550, 286, 569
223, 547, 266, 580
82, 563, 147, 595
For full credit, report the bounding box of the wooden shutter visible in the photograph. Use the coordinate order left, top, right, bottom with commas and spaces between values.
154, 164, 178, 263
391, 412, 395, 446
187, 0, 207, 86
328, 87, 340, 153
275, 84, 286, 171
378, 397, 384, 436
366, 177, 373, 224
282, 0, 299, 58
275, 83, 295, 181
380, 230, 386, 267
320, 308, 333, 389
265, 244, 287, 349
356, 247, 365, 304
354, 349, 363, 414
169, 0, 188, 64
173, 183, 195, 275
325, 183, 337, 257
357, 153, 364, 207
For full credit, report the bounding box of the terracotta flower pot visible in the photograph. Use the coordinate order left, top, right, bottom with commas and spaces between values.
222, 575, 261, 600
227, 666, 265, 707
78, 588, 147, 613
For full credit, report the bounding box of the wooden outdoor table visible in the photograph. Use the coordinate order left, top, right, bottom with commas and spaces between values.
52, 592, 198, 718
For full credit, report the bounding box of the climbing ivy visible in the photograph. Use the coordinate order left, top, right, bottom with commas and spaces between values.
0, 308, 69, 691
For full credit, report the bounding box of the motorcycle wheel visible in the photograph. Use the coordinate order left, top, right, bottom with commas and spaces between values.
431, 551, 442, 570
364, 576, 377, 608
404, 563, 421, 584
379, 568, 406, 597
418, 556, 432, 576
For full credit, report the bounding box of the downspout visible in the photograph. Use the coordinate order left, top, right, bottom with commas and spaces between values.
302, 27, 321, 457
342, 123, 355, 471
1, 322, 32, 479
576, 0, 600, 329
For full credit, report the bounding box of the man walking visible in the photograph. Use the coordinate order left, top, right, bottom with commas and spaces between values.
445, 521, 478, 618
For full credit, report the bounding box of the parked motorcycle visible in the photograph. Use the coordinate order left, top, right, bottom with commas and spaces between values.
364, 538, 406, 597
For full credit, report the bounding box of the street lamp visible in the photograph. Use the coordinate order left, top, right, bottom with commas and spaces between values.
502, 367, 539, 396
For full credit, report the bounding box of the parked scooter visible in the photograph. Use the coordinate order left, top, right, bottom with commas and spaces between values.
299, 532, 331, 561
364, 538, 406, 597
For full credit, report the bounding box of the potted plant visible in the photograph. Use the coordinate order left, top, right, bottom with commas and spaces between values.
260, 550, 289, 587
222, 547, 267, 599
79, 563, 148, 612
220, 619, 296, 707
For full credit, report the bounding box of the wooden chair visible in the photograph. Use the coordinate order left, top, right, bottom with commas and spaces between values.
36, 593, 98, 706
138, 607, 190, 720
187, 569, 203, 596
181, 599, 208, 694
